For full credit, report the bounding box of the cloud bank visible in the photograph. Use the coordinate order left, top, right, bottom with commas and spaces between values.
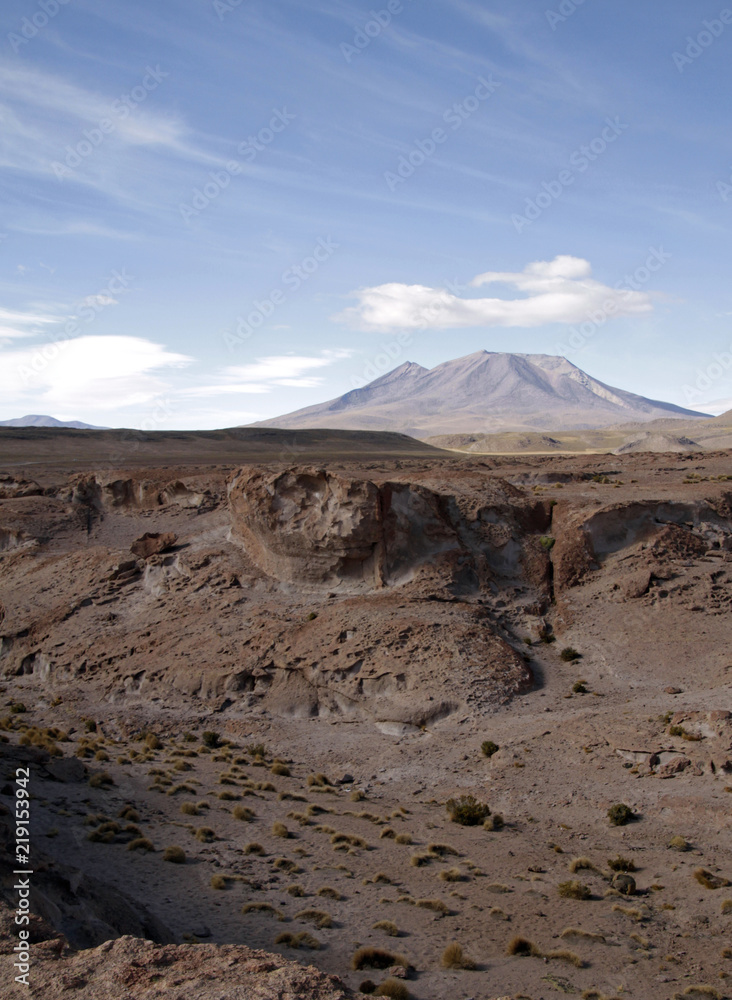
336, 256, 655, 333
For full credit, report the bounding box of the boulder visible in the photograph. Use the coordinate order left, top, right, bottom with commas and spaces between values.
130, 532, 177, 558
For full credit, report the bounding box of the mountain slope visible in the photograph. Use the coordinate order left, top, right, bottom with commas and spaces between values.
0, 414, 105, 429
251, 351, 706, 438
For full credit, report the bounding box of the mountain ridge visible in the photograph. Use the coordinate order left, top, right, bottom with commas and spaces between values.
251, 350, 706, 438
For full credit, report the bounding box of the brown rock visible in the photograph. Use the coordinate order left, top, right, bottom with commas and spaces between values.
665, 686, 682, 694
658, 755, 691, 778
623, 569, 652, 599
130, 531, 177, 558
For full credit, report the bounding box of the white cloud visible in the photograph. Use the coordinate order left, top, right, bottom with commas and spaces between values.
692, 398, 732, 416
336, 256, 655, 333
181, 351, 353, 396
0, 335, 192, 412
0, 305, 58, 341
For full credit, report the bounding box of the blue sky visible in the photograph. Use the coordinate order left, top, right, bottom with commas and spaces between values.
1, 0, 732, 428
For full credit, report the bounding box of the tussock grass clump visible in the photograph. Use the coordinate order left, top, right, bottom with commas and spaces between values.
428, 843, 459, 857
380, 827, 396, 840
211, 875, 229, 890
394, 833, 412, 845
273, 857, 300, 873
506, 936, 540, 957
607, 803, 634, 826
373, 980, 409, 999
272, 821, 290, 838
446, 794, 490, 826
481, 740, 499, 757
611, 904, 644, 921
218, 790, 239, 801
270, 762, 290, 777
286, 883, 305, 897
127, 837, 154, 852
669, 835, 689, 851
278, 791, 307, 802
201, 731, 220, 748
680, 988, 723, 999
194, 826, 216, 843
351, 946, 407, 971
483, 813, 504, 831
88, 771, 114, 789
560, 647, 581, 661
295, 908, 332, 929
410, 852, 432, 867
694, 868, 730, 890
544, 948, 584, 968
287, 811, 311, 826
350, 789, 366, 801
372, 920, 399, 937
608, 855, 636, 872
275, 931, 320, 950
316, 886, 342, 899
439, 867, 465, 883
306, 773, 332, 787
721, 899, 732, 915
242, 902, 284, 921
569, 857, 598, 874
441, 942, 476, 970
331, 832, 367, 850
561, 927, 605, 942
232, 805, 254, 821
118, 805, 140, 822
243, 842, 265, 855
558, 880, 591, 900
162, 845, 186, 864
415, 898, 450, 915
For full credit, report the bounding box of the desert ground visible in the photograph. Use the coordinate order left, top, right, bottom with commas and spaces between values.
1, 430, 731, 1000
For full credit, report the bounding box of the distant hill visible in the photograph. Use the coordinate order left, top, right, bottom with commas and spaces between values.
0, 415, 106, 430
251, 351, 706, 438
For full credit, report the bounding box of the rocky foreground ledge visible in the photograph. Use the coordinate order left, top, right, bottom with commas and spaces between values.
0, 904, 359, 1000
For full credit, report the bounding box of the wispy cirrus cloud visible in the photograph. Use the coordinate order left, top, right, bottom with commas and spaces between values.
336, 256, 655, 333
181, 350, 353, 396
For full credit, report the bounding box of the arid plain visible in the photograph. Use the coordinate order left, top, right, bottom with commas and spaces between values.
1, 429, 731, 1000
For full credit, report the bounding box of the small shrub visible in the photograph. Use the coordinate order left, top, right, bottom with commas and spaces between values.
202, 731, 220, 748
558, 880, 591, 900
162, 845, 186, 864
275, 931, 321, 950
561, 647, 581, 661
127, 837, 154, 852
607, 803, 634, 826
506, 936, 540, 957
118, 805, 140, 822
410, 853, 432, 867
211, 875, 228, 890
194, 827, 216, 843
441, 941, 476, 970
145, 733, 161, 750
243, 842, 265, 855
415, 898, 450, 915
569, 857, 597, 874
668, 835, 689, 851
395, 833, 412, 845
242, 902, 284, 921
446, 794, 490, 826
481, 740, 499, 757
374, 980, 409, 1000
694, 868, 731, 890
89, 771, 114, 789
271, 762, 290, 777
272, 821, 290, 838
306, 773, 331, 787
608, 855, 636, 872
439, 867, 465, 883
484, 813, 504, 831
380, 827, 395, 840
316, 886, 342, 900
295, 908, 332, 929
233, 805, 255, 822
351, 946, 406, 971
572, 681, 588, 694
373, 920, 399, 937
286, 883, 305, 897
350, 789, 366, 801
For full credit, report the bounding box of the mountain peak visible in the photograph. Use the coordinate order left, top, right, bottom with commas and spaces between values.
251, 352, 706, 438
